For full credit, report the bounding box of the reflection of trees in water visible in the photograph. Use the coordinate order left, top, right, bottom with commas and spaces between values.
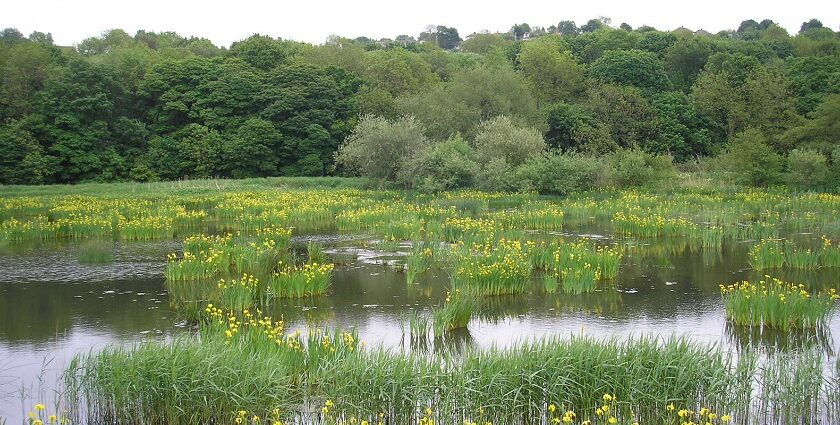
725, 321, 834, 356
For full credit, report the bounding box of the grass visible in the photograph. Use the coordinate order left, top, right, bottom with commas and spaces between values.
432, 289, 481, 337
720, 277, 837, 330
68, 326, 776, 425
450, 239, 532, 296
267, 261, 334, 298
748, 240, 786, 270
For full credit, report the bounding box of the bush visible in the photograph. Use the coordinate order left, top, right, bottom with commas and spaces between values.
715, 129, 784, 186
607, 149, 676, 188
787, 148, 829, 190
473, 116, 547, 167
516, 152, 605, 195
400, 136, 479, 192
335, 115, 430, 185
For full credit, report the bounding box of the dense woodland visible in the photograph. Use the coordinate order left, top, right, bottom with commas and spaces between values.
1, 18, 839, 191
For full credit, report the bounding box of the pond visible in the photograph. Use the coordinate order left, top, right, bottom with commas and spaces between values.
2, 229, 837, 422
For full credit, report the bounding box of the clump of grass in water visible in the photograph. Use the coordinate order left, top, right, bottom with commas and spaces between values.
450, 239, 531, 296
267, 261, 334, 298
720, 276, 838, 330
306, 240, 327, 264
748, 240, 785, 270
783, 241, 820, 269
217, 274, 259, 311
432, 289, 480, 337
820, 235, 840, 267
70, 333, 757, 425
77, 241, 114, 265
405, 243, 435, 284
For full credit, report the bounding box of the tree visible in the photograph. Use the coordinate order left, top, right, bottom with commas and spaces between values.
364, 48, 439, 95
649, 91, 712, 160
781, 94, 840, 156
511, 24, 532, 40
580, 19, 606, 33
664, 38, 712, 91
786, 56, 840, 114
222, 118, 281, 178
1, 42, 56, 119
0, 119, 54, 184
472, 116, 546, 166
399, 135, 479, 191
434, 26, 461, 50
557, 21, 579, 37
799, 19, 824, 35
396, 65, 541, 140
716, 129, 784, 186
335, 115, 430, 185
460, 33, 512, 54
585, 84, 660, 149
545, 103, 615, 153
787, 148, 829, 190
517, 37, 584, 104
227, 35, 305, 70
589, 49, 672, 94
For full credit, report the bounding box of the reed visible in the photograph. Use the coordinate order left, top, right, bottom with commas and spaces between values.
432, 289, 480, 336
267, 261, 334, 298
820, 236, 840, 267
450, 239, 532, 296
748, 240, 785, 270
217, 274, 259, 311
783, 242, 820, 269
68, 333, 767, 425
720, 277, 837, 330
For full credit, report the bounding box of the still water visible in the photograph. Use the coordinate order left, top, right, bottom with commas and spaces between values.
0, 232, 837, 422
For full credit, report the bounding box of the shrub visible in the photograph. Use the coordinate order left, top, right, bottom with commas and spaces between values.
472, 116, 546, 167
607, 148, 676, 188
335, 115, 430, 185
787, 148, 829, 190
399, 135, 479, 192
516, 152, 604, 195
715, 129, 784, 186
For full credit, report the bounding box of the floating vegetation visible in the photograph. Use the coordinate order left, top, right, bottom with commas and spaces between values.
720, 277, 838, 330
450, 239, 531, 296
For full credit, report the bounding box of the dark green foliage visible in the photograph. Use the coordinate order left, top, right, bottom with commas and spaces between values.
607, 149, 676, 188
0, 21, 835, 188
544, 103, 615, 153
716, 129, 785, 186
588, 49, 672, 93
787, 149, 830, 190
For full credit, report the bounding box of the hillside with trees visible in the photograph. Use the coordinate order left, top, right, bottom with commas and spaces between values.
1, 18, 838, 191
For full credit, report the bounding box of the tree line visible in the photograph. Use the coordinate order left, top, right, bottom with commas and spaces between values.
0, 18, 838, 190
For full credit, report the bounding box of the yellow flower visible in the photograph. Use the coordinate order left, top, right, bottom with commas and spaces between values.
608, 417, 617, 424
721, 414, 731, 423
548, 404, 556, 413
603, 393, 613, 402
35, 404, 46, 411
667, 404, 675, 411
235, 418, 243, 424
322, 407, 329, 414
49, 415, 57, 423
238, 411, 247, 417
361, 421, 369, 425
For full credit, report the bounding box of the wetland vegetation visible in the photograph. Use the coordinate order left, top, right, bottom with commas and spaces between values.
0, 179, 838, 424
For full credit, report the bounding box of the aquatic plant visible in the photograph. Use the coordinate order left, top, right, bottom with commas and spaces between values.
720, 277, 838, 330
267, 261, 334, 298
432, 289, 480, 336
748, 240, 785, 270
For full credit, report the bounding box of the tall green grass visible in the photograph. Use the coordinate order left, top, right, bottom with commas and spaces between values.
432, 290, 481, 337
748, 240, 785, 270
67, 333, 770, 425
720, 277, 837, 330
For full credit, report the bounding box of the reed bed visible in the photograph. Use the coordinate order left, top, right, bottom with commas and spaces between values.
267, 261, 334, 298
720, 277, 838, 330
450, 239, 532, 296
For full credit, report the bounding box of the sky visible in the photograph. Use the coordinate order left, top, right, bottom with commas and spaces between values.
2, 0, 839, 48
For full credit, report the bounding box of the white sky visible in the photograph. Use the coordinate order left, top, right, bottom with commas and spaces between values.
2, 0, 839, 48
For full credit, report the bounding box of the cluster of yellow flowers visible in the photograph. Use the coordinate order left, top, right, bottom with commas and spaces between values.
218, 274, 259, 291
26, 403, 69, 425
667, 404, 730, 425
